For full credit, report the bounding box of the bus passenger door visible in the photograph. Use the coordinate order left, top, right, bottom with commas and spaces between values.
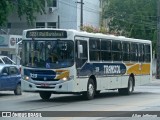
75, 39, 89, 91
75, 39, 88, 69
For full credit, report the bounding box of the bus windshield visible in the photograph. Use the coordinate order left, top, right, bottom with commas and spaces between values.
22, 40, 74, 69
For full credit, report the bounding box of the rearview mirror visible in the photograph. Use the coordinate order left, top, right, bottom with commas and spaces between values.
78, 45, 83, 58
78, 45, 83, 54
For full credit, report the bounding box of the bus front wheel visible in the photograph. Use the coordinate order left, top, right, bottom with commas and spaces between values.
39, 91, 51, 100
118, 77, 134, 95
83, 78, 95, 100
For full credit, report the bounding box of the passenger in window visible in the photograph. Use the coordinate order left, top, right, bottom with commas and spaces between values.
46, 56, 52, 63
46, 56, 52, 69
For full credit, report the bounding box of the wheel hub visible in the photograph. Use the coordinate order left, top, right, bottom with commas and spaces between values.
88, 84, 94, 96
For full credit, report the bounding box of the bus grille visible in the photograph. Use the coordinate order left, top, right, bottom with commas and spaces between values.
32, 78, 59, 81
36, 86, 55, 89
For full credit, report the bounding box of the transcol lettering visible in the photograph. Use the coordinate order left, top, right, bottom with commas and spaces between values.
104, 65, 121, 74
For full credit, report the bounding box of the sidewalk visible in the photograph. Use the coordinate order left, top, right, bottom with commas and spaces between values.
135, 77, 160, 93
150, 80, 160, 86
145, 76, 160, 86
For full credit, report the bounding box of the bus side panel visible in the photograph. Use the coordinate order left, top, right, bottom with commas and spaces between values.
125, 63, 151, 86
86, 76, 108, 91
77, 77, 89, 92
121, 76, 129, 88
98, 77, 109, 90
135, 76, 141, 86
140, 63, 151, 85
109, 76, 121, 89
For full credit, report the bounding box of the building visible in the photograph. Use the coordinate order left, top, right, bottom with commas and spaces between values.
0, 35, 22, 64
0, 0, 101, 64
3, 0, 101, 35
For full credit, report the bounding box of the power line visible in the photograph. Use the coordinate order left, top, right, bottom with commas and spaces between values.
59, 0, 100, 14
58, 0, 100, 25
72, 0, 99, 7
104, 11, 157, 22
83, 7, 100, 14
84, 1, 99, 8
107, 14, 157, 28
105, 12, 157, 27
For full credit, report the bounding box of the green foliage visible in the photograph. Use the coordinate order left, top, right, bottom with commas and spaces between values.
103, 0, 157, 50
81, 25, 120, 35
0, 0, 13, 26
0, 0, 48, 26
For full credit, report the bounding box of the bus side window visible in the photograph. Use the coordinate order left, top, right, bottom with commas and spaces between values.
101, 40, 111, 61
122, 42, 130, 61
139, 44, 144, 62
131, 43, 138, 62
89, 38, 100, 61
112, 41, 122, 61
144, 44, 151, 62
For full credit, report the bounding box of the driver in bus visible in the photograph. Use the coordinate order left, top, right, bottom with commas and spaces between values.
46, 53, 58, 68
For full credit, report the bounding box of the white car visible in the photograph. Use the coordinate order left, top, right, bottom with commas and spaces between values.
0, 56, 16, 65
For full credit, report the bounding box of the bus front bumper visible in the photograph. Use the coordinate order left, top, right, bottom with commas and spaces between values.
21, 79, 75, 93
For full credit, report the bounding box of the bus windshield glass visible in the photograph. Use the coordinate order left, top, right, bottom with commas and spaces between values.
22, 40, 74, 69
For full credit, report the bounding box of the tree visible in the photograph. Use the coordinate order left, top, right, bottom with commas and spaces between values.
103, 0, 157, 50
0, 0, 48, 26
81, 25, 120, 35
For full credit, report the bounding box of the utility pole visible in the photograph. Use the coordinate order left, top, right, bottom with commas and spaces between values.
76, 0, 84, 30
157, 0, 160, 79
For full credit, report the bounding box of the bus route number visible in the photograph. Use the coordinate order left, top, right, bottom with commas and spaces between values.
30, 73, 38, 78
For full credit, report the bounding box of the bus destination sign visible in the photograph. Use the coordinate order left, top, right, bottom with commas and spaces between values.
26, 30, 67, 38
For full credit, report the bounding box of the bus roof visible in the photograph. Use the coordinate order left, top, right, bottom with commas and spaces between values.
23, 28, 151, 44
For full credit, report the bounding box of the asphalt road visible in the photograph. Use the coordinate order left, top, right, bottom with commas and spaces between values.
1, 79, 160, 120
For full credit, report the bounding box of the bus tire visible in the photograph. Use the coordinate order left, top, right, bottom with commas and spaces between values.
14, 84, 22, 95
83, 78, 95, 100
39, 91, 51, 100
118, 77, 134, 95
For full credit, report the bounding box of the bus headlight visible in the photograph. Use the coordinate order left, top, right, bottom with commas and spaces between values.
23, 76, 30, 81
62, 77, 67, 81
62, 76, 74, 81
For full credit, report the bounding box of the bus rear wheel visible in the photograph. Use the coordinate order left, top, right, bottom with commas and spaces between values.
83, 78, 95, 100
118, 77, 134, 95
39, 91, 51, 100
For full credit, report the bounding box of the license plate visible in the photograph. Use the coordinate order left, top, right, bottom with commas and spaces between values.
41, 83, 49, 87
